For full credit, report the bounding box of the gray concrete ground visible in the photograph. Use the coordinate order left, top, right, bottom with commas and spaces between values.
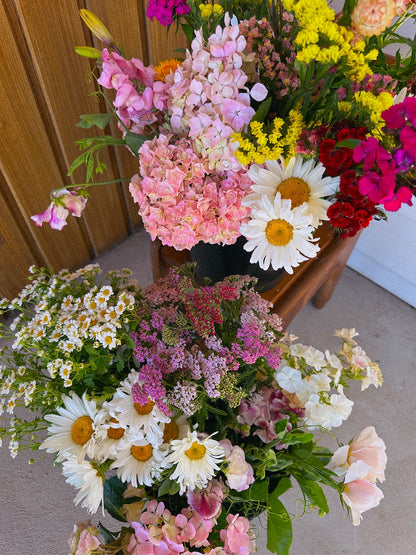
0, 228, 414, 555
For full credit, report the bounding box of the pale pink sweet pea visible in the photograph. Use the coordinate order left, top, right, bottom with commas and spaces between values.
342, 460, 384, 526
347, 426, 387, 483
220, 439, 254, 492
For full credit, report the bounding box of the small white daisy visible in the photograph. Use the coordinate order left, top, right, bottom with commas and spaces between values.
160, 415, 190, 449
40, 391, 98, 462
167, 430, 225, 494
111, 439, 167, 487
93, 407, 135, 462
244, 155, 339, 227
62, 455, 104, 514
240, 193, 320, 274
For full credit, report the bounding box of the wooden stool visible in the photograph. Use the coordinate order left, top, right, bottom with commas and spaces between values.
150, 223, 360, 328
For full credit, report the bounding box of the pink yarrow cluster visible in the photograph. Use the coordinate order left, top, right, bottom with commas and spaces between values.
130, 270, 282, 416
126, 494, 255, 555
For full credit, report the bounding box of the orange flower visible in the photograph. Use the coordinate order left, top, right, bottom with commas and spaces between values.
153, 58, 182, 82
351, 0, 397, 37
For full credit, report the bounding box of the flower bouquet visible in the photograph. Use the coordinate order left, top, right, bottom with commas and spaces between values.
31, 0, 416, 277
0, 262, 386, 554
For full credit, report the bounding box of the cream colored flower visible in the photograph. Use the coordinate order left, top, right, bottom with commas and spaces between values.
240, 193, 320, 274
244, 155, 338, 227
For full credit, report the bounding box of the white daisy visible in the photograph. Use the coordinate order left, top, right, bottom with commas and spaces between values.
40, 391, 98, 462
240, 193, 320, 274
167, 430, 225, 494
111, 439, 167, 487
244, 155, 339, 227
62, 455, 104, 514
93, 406, 137, 462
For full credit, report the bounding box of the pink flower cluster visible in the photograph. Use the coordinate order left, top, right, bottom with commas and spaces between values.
146, 0, 190, 27
353, 98, 416, 211
239, 14, 299, 98
129, 270, 282, 415
129, 134, 252, 249
126, 495, 255, 555
237, 386, 303, 444
329, 426, 387, 526
164, 16, 268, 172
97, 49, 169, 134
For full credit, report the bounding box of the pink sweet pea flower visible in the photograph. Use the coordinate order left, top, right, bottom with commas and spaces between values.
31, 203, 69, 230
220, 439, 254, 492
31, 189, 87, 230
342, 460, 384, 526
330, 426, 387, 483
186, 483, 224, 519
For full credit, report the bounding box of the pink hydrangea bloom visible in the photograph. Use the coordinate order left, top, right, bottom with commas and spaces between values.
220, 514, 255, 555
129, 134, 251, 250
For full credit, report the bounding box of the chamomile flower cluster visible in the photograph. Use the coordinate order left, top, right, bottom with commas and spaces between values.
0, 263, 140, 457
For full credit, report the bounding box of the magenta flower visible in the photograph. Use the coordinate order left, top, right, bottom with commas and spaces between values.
382, 185, 413, 212
186, 483, 224, 519
146, 0, 190, 26
400, 125, 416, 158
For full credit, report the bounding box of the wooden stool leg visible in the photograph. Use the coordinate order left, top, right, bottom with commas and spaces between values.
313, 267, 344, 308
312, 232, 361, 309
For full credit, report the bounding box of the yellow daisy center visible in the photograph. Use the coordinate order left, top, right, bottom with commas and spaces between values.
107, 418, 124, 440
163, 421, 179, 443
185, 441, 206, 460
277, 177, 310, 208
71, 415, 93, 445
131, 444, 153, 461
265, 219, 294, 246
134, 399, 155, 415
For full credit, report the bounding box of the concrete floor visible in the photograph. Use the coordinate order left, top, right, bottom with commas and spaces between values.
1, 228, 415, 555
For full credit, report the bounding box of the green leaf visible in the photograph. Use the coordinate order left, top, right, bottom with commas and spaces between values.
103, 476, 127, 522
125, 131, 148, 156
281, 430, 314, 445
297, 479, 329, 516
267, 485, 293, 555
335, 138, 361, 149
98, 522, 118, 543
252, 97, 272, 123
75, 46, 102, 58
180, 23, 195, 42
273, 477, 292, 498
239, 478, 269, 501
266, 459, 293, 472
158, 478, 180, 496
77, 113, 113, 130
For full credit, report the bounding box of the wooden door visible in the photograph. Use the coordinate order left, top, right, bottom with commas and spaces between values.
0, 0, 187, 299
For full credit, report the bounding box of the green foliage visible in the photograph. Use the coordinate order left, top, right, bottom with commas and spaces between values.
77, 113, 113, 130
267, 479, 293, 555
103, 476, 128, 522
68, 135, 125, 181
